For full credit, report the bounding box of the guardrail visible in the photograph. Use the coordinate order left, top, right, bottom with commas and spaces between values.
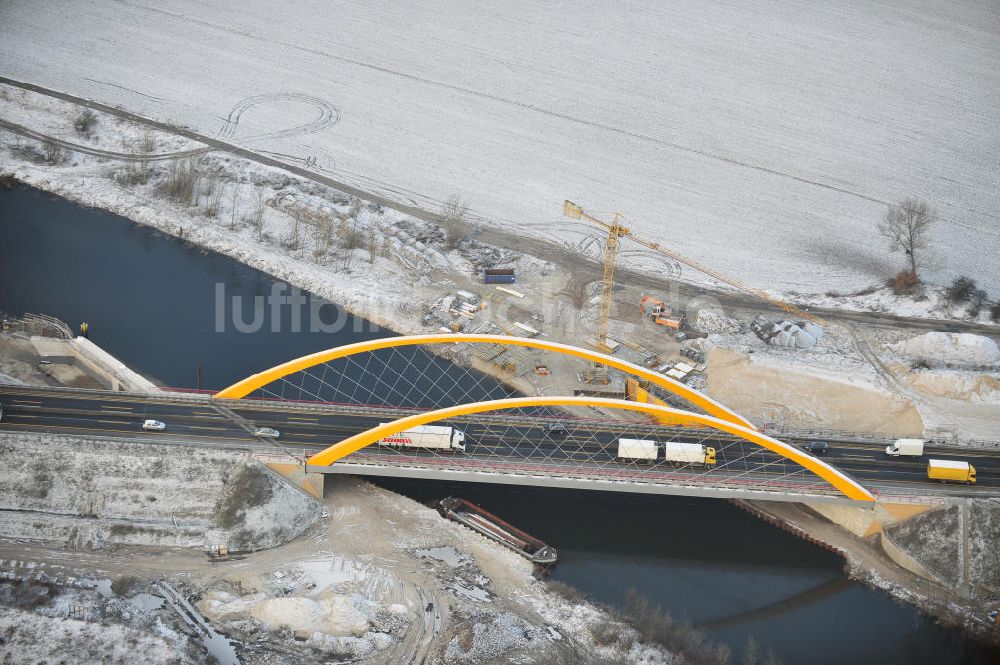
312, 450, 844, 497
1, 312, 73, 339
6, 384, 1000, 454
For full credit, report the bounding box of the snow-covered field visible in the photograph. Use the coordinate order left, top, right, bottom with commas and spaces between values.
1, 0, 998, 296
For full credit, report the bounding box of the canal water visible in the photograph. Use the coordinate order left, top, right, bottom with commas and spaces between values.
1, 184, 996, 664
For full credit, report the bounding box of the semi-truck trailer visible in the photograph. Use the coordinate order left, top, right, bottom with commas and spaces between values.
886, 438, 924, 457
663, 441, 717, 467
379, 424, 466, 452
617, 438, 658, 461
927, 459, 976, 484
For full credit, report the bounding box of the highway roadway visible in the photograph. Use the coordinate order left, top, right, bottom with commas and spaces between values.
1, 385, 998, 494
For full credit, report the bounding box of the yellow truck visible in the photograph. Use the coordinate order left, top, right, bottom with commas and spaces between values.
927, 459, 976, 484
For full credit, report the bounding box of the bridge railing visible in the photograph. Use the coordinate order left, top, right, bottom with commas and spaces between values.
1, 311, 73, 339
306, 449, 843, 497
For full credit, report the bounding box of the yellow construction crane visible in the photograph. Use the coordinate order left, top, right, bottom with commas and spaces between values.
563, 200, 629, 354
562, 200, 824, 348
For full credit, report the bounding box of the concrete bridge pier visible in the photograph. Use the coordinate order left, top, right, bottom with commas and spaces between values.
253, 453, 325, 499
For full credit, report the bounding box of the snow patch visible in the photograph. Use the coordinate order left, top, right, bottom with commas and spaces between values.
890, 332, 999, 367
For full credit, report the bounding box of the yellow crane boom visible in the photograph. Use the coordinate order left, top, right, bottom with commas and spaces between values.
563, 200, 824, 328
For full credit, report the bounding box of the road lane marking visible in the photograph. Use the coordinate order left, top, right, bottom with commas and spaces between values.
287, 416, 318, 422
96, 420, 129, 425
0, 422, 254, 443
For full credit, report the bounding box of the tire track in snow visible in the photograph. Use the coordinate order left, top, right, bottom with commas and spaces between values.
114, 0, 897, 209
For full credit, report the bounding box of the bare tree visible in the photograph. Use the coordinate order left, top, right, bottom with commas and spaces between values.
249, 185, 267, 240
879, 198, 935, 278
136, 131, 155, 184
41, 139, 65, 165
227, 185, 240, 230
366, 225, 378, 263
743, 637, 760, 665
338, 214, 361, 250
115, 131, 155, 186
441, 195, 469, 250
284, 207, 303, 249
313, 208, 334, 258
203, 173, 223, 218
156, 158, 197, 204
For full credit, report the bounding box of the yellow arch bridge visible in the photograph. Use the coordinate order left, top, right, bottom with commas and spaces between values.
214, 334, 874, 502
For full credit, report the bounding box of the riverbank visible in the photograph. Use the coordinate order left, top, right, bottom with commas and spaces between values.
739, 500, 1000, 648
0, 431, 686, 664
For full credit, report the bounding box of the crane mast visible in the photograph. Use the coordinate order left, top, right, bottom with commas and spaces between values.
562, 200, 824, 347
563, 200, 629, 354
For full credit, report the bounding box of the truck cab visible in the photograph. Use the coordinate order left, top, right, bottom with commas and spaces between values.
452, 429, 467, 452
886, 438, 924, 457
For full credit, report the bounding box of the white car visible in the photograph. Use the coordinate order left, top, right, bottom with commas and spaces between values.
255, 427, 280, 439
142, 419, 166, 432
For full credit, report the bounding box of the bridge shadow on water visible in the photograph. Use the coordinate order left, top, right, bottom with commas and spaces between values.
373, 477, 999, 665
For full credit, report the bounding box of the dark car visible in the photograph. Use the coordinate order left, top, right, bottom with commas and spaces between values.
803, 440, 829, 455
544, 422, 568, 436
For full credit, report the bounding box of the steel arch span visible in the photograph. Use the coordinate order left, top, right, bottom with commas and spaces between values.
305, 396, 875, 501
213, 334, 755, 429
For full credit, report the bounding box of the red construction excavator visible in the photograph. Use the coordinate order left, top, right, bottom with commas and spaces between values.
640, 295, 683, 330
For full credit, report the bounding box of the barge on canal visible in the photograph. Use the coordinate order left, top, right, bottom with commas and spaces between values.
437, 496, 558, 565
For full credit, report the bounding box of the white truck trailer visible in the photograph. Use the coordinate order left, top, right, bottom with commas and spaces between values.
885, 438, 924, 457
617, 438, 659, 462
378, 424, 466, 452
663, 441, 717, 467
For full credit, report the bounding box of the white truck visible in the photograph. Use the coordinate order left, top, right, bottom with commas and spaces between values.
617, 438, 658, 462
663, 441, 717, 467
885, 438, 924, 457
378, 424, 466, 452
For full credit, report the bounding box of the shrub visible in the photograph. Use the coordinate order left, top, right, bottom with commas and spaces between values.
889, 270, 919, 296
155, 159, 197, 205
944, 277, 977, 304
73, 110, 98, 137
991, 303, 1000, 323
546, 579, 587, 603
31, 465, 52, 499
42, 140, 66, 165
590, 620, 626, 646
0, 580, 57, 610
111, 575, 140, 597
618, 588, 754, 665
